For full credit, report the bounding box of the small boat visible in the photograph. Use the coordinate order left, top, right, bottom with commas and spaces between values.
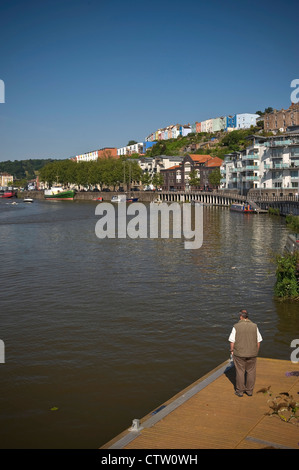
23, 198, 34, 203
44, 186, 75, 200
111, 195, 127, 203
230, 203, 255, 213
111, 194, 139, 203
126, 197, 138, 203
93, 196, 103, 201
0, 189, 16, 198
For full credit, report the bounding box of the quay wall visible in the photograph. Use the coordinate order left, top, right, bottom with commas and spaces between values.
17, 190, 157, 202
17, 190, 299, 216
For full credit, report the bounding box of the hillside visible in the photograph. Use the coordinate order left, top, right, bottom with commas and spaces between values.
146, 124, 271, 159
0, 125, 272, 183
0, 158, 55, 180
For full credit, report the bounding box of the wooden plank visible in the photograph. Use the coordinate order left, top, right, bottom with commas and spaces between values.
101, 358, 299, 450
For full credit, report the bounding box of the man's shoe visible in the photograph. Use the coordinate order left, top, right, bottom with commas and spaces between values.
235, 391, 243, 397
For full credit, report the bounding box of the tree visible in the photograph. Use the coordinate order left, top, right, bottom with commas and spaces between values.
141, 172, 152, 186
208, 168, 221, 188
264, 107, 273, 114
152, 172, 164, 189
88, 160, 104, 189
39, 161, 60, 187
127, 140, 138, 146
13, 178, 28, 188
189, 169, 200, 188
73, 161, 90, 188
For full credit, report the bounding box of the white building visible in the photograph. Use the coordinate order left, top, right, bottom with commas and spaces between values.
137, 155, 183, 178
117, 142, 144, 156
205, 119, 214, 133
75, 150, 99, 162
220, 133, 299, 193
236, 113, 260, 129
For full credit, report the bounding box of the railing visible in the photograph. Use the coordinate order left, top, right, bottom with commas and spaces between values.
242, 155, 259, 160
264, 139, 294, 147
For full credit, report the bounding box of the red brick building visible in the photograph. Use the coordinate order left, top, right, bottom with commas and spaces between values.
98, 148, 118, 159
264, 103, 299, 132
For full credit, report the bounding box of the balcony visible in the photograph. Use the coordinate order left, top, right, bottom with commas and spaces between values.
246, 165, 259, 170
263, 161, 299, 170
265, 139, 294, 147
242, 176, 259, 182
242, 154, 259, 160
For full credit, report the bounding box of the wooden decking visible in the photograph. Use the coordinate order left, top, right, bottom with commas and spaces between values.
101, 357, 299, 450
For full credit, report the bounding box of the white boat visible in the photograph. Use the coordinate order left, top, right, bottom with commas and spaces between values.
111, 195, 127, 203
24, 198, 34, 203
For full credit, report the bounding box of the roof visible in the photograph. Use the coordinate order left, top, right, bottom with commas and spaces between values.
189, 154, 212, 163
205, 156, 223, 167
187, 154, 223, 167
164, 165, 181, 170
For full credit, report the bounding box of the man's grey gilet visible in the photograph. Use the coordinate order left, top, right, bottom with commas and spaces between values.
233, 319, 258, 358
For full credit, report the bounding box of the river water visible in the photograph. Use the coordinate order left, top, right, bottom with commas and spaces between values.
0, 198, 298, 449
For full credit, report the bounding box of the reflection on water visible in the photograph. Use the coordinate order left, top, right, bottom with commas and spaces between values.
0, 199, 297, 448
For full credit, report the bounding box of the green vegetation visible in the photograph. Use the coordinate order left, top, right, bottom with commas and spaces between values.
0, 159, 54, 180
151, 173, 164, 188
146, 124, 269, 160
274, 252, 299, 300
286, 215, 299, 233
188, 169, 201, 188
39, 158, 142, 189
268, 207, 280, 216
1, 119, 272, 187
208, 168, 221, 188
148, 134, 199, 157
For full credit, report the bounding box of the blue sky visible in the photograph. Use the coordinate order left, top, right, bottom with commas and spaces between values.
0, 0, 298, 161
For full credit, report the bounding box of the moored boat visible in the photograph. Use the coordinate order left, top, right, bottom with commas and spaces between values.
126, 197, 138, 203
111, 195, 127, 203
111, 194, 139, 203
230, 203, 255, 213
0, 189, 16, 198
44, 186, 75, 200
23, 198, 34, 203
